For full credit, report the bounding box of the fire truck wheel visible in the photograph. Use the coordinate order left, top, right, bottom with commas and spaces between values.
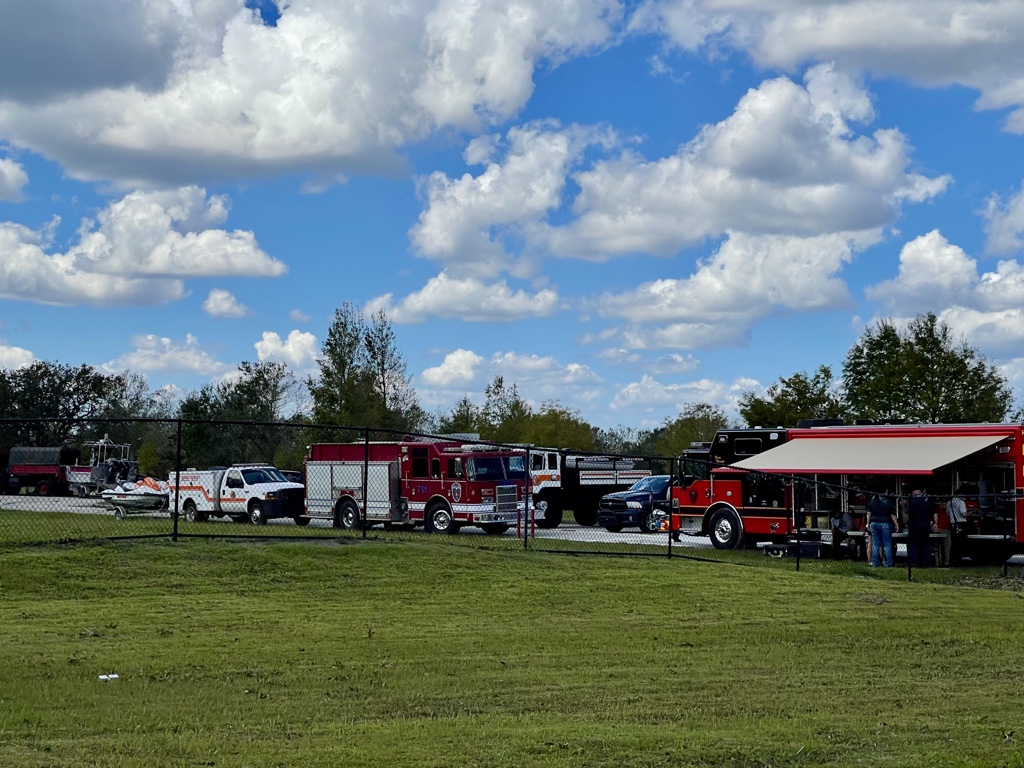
573, 509, 597, 527
709, 508, 744, 550
427, 504, 459, 534
535, 498, 562, 529
249, 502, 267, 525
337, 500, 361, 530
35, 480, 52, 497
480, 523, 509, 535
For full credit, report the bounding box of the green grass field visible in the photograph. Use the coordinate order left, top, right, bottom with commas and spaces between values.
1, 539, 1023, 767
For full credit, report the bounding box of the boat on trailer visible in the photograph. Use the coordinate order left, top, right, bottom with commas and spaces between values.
101, 477, 169, 519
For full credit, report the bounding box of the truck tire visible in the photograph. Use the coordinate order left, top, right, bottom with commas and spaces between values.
573, 509, 597, 527
293, 516, 311, 526
709, 508, 743, 550
35, 480, 52, 497
535, 496, 562, 529
638, 509, 661, 534
480, 523, 509, 535
249, 501, 267, 525
426, 503, 459, 534
603, 524, 623, 533
183, 500, 199, 523
337, 500, 360, 530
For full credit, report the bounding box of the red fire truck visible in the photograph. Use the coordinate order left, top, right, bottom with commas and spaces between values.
303, 440, 540, 534
668, 422, 1024, 561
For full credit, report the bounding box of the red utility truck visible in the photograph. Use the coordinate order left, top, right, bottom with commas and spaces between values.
303, 440, 539, 534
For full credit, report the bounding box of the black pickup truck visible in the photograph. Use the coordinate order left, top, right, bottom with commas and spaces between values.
596, 475, 674, 533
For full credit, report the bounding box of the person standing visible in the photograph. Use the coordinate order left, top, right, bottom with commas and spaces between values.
944, 489, 969, 566
867, 492, 897, 568
830, 508, 853, 559
906, 488, 935, 568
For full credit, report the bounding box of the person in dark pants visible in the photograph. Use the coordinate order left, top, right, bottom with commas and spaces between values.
943, 489, 970, 566
906, 488, 934, 568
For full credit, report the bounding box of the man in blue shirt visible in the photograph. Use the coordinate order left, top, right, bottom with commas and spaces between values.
867, 493, 897, 567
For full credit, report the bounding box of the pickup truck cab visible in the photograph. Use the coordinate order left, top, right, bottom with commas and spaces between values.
596, 474, 673, 533
169, 464, 305, 525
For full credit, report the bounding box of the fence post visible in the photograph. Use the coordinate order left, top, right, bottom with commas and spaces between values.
362, 427, 370, 539
667, 456, 675, 559
172, 417, 182, 542
794, 515, 801, 572
523, 447, 530, 551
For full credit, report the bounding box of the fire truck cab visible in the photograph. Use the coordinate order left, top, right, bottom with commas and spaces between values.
528, 448, 652, 528
669, 428, 791, 549
304, 440, 538, 534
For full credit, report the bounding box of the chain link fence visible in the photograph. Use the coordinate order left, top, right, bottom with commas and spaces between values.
1, 418, 1021, 584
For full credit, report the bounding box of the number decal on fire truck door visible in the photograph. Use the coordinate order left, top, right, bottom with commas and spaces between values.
451, 482, 462, 502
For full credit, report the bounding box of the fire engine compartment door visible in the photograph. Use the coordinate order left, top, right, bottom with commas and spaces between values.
388, 461, 406, 521
732, 434, 1010, 475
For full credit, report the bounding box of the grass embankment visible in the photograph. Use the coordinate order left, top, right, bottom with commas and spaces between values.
1, 540, 1023, 767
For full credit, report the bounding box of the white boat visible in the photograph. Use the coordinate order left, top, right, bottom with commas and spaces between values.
101, 478, 169, 519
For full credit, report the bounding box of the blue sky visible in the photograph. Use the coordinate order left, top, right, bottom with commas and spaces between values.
2, 1, 1024, 429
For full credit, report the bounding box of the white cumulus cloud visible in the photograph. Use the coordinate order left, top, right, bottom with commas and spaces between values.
0, 0, 622, 188
866, 229, 1024, 356
203, 289, 249, 318
984, 184, 1024, 256
609, 374, 758, 424
634, 0, 1024, 133
595, 232, 863, 350
547, 64, 948, 259
411, 122, 616, 277
421, 349, 486, 388
255, 329, 319, 370
367, 272, 560, 323
418, 348, 603, 412
0, 343, 34, 369
0, 186, 282, 307
0, 157, 28, 202
103, 333, 228, 375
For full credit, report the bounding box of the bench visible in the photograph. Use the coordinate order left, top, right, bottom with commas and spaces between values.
1002, 554, 1024, 578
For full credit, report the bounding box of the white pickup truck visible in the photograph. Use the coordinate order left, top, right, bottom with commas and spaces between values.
168, 464, 305, 525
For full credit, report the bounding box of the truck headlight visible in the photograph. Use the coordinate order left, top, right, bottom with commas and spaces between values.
264, 491, 279, 500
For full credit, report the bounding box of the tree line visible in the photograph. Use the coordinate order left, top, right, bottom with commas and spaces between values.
0, 309, 1014, 477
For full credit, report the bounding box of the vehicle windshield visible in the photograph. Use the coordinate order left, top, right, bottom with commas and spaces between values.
629, 475, 671, 493
502, 455, 527, 479
241, 467, 286, 484
466, 456, 505, 481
